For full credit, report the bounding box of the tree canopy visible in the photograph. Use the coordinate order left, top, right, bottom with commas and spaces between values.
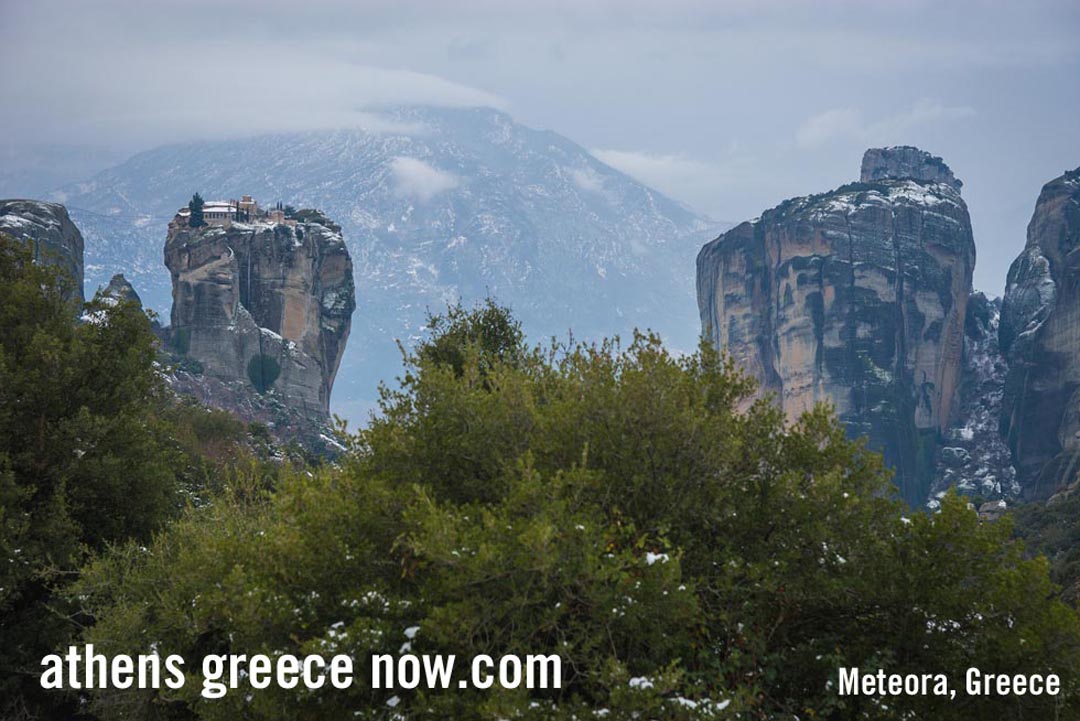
72, 301, 1080, 720
0, 233, 264, 719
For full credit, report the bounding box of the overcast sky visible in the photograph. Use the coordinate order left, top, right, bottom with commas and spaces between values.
2, 0, 1078, 293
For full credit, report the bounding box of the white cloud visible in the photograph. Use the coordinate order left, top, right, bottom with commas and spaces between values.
567, 165, 623, 206
592, 149, 718, 196
590, 148, 753, 217
795, 108, 863, 149
0, 10, 506, 147
796, 99, 976, 149
569, 166, 606, 193
870, 99, 976, 137
390, 157, 459, 201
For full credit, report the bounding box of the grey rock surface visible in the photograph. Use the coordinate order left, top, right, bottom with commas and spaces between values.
1000, 167, 1080, 499
928, 292, 1018, 507
0, 199, 85, 301
697, 147, 975, 505
860, 146, 962, 192
164, 213, 355, 421
103, 272, 142, 306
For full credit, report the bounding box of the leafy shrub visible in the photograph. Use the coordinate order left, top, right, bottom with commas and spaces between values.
0, 235, 182, 717
74, 303, 1080, 720
0, 233, 290, 718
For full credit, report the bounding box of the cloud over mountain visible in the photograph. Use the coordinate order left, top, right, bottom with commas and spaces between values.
390, 157, 460, 201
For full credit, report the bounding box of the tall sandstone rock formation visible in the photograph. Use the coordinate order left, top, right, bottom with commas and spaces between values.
0, 199, 85, 302
164, 212, 355, 422
697, 147, 975, 505
1000, 168, 1080, 499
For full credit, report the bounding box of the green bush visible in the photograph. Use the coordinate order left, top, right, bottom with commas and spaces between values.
0, 233, 290, 718
73, 303, 1080, 720
0, 234, 182, 717
1014, 491, 1080, 604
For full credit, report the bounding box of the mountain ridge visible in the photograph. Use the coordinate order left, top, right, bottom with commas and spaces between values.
51, 106, 723, 420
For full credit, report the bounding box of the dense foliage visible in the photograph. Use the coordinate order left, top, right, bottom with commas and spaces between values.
1014, 490, 1080, 604
415, 299, 525, 378
0, 234, 268, 719
72, 302, 1080, 720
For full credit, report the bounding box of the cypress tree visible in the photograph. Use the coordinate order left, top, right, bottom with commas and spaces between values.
188, 192, 206, 228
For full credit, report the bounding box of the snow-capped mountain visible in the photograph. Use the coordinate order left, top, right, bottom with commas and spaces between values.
51, 106, 721, 420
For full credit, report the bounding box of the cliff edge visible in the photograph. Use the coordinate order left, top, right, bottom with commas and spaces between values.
164, 210, 355, 423
697, 147, 975, 505
1000, 168, 1080, 499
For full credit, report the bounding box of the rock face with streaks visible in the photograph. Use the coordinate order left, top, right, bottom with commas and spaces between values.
164, 211, 355, 421
697, 147, 975, 505
928, 292, 1018, 507
1000, 168, 1080, 499
0, 199, 85, 301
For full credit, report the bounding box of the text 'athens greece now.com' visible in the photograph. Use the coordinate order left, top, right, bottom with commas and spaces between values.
40, 646, 563, 700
